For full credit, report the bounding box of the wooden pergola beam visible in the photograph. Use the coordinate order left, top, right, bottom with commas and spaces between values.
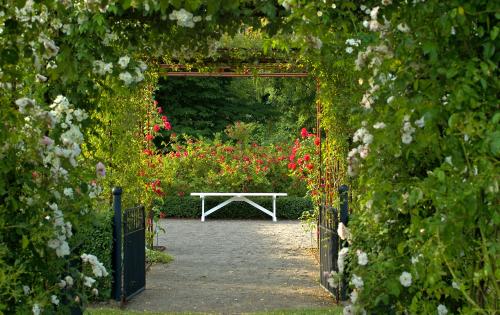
159, 71, 309, 77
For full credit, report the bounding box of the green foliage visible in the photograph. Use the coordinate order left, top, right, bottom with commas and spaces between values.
146, 248, 174, 265
155, 77, 272, 139
155, 196, 313, 220
74, 212, 114, 301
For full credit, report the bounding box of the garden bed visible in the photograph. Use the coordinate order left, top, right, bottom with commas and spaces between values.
155, 196, 313, 220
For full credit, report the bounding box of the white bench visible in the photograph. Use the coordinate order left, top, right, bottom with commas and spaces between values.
190, 193, 287, 222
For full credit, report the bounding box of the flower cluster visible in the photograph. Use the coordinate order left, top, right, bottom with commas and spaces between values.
168, 9, 203, 28
345, 38, 361, 54
116, 57, 147, 86
81, 253, 109, 278
47, 203, 72, 257
401, 115, 416, 144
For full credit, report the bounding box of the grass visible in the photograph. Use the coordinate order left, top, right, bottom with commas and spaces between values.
146, 248, 174, 264
86, 307, 342, 315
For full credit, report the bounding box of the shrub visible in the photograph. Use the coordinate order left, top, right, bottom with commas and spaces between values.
73, 211, 114, 301
155, 196, 313, 220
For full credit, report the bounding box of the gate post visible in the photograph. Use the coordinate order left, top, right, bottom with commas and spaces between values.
112, 187, 123, 302
338, 185, 349, 301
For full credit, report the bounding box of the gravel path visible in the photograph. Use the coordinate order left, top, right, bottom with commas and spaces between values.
126, 219, 334, 314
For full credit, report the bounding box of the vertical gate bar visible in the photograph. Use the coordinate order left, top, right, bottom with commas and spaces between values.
338, 185, 349, 301
112, 187, 123, 302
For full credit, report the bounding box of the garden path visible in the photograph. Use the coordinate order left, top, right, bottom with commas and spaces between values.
126, 219, 334, 314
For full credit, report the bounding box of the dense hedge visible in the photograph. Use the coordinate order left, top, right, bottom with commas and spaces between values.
73, 211, 114, 300
156, 196, 313, 220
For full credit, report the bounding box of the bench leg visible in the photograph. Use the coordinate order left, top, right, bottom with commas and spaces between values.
201, 197, 205, 222
272, 196, 277, 222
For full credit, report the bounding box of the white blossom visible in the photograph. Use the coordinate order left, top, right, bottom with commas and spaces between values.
346, 47, 354, 54
92, 288, 99, 296
83, 276, 96, 287
356, 250, 368, 266
58, 279, 67, 288
23, 285, 30, 295
359, 145, 369, 159
370, 6, 380, 20
445, 156, 453, 165
387, 96, 394, 104
81, 253, 109, 277
169, 9, 195, 28
96, 162, 106, 177
381, 0, 392, 5
338, 247, 349, 274
415, 116, 425, 128
345, 38, 361, 47
337, 222, 350, 240
32, 304, 41, 315
317, 11, 323, 17
350, 289, 359, 303
15, 98, 35, 113
351, 274, 364, 289
373, 122, 386, 129
399, 271, 412, 287
343, 305, 354, 315
118, 56, 130, 69
51, 295, 59, 305
65, 275, 74, 287
402, 133, 413, 144
63, 188, 73, 198
327, 270, 338, 288
452, 281, 459, 289
36, 74, 48, 82
437, 304, 448, 315
119, 71, 134, 85
397, 23, 410, 33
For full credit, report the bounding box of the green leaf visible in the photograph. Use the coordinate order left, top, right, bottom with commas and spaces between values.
0, 48, 19, 65
489, 131, 500, 156
491, 26, 499, 40
21, 235, 29, 249
422, 41, 438, 62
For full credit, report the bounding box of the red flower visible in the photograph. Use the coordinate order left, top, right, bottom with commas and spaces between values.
161, 115, 168, 122
153, 100, 158, 106
138, 170, 145, 176
183, 151, 188, 157
297, 158, 303, 164
153, 124, 160, 132
304, 154, 311, 161
159, 212, 166, 219
289, 154, 295, 162
288, 162, 297, 170
301, 128, 309, 138
314, 137, 321, 146
164, 121, 172, 130
306, 163, 314, 170
178, 191, 185, 197
157, 107, 163, 113
145, 134, 154, 141
175, 152, 181, 158
143, 149, 153, 155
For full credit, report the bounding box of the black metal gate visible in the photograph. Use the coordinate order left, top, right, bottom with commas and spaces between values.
112, 187, 146, 303
123, 205, 146, 299
319, 185, 349, 301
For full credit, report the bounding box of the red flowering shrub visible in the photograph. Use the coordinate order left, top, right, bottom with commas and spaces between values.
287, 128, 321, 201
153, 137, 307, 196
